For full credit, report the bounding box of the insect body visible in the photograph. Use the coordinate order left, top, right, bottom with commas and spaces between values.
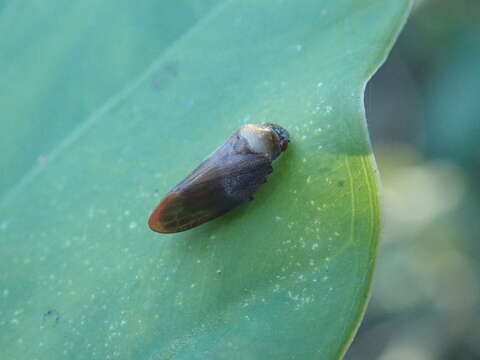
148, 123, 290, 233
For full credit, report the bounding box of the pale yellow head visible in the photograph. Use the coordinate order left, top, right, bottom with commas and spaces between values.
239, 123, 290, 160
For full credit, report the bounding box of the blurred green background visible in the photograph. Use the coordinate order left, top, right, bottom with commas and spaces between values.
347, 0, 480, 359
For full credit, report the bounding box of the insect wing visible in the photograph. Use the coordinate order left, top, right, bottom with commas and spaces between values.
148, 152, 271, 233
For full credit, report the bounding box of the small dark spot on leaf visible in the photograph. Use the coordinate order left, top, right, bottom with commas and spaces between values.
151, 61, 179, 91
42, 309, 60, 326
337, 180, 345, 187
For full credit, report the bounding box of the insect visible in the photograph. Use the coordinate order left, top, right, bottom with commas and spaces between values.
148, 123, 290, 233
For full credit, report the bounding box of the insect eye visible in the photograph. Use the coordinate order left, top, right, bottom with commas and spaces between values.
280, 139, 289, 152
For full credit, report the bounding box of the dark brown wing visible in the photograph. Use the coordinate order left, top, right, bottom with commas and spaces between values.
148, 152, 272, 233
170, 131, 248, 192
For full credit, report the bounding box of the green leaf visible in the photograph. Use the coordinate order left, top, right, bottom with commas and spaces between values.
0, 1, 411, 359
0, 0, 221, 196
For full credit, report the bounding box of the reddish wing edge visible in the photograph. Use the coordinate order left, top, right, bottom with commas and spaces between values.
148, 184, 239, 233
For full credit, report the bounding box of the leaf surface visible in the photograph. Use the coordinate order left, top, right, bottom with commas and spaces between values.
0, 1, 411, 359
